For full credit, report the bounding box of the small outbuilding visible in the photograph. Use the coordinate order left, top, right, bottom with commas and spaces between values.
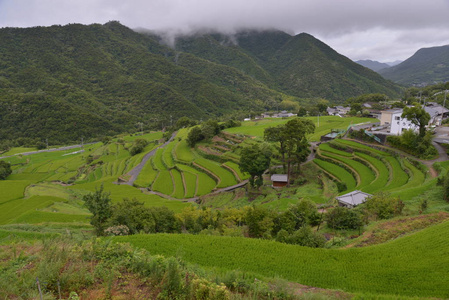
271, 174, 288, 188
336, 190, 372, 208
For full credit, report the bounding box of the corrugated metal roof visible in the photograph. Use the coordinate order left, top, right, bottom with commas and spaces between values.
271, 174, 288, 182
336, 190, 372, 207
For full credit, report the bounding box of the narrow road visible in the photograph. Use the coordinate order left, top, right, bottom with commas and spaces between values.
0, 143, 96, 160
120, 132, 176, 186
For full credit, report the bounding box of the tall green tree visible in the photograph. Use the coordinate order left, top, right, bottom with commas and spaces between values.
265, 118, 315, 186
239, 144, 271, 188
83, 185, 112, 236
402, 105, 430, 137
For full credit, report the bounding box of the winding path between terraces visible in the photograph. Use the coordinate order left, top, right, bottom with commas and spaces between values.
119, 132, 177, 187
117, 132, 250, 203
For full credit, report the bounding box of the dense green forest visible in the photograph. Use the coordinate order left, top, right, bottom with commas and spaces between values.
0, 22, 401, 146
173, 30, 402, 99
380, 45, 449, 86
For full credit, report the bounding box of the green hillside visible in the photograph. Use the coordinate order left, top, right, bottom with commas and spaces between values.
0, 22, 281, 145
379, 45, 449, 85
174, 30, 402, 100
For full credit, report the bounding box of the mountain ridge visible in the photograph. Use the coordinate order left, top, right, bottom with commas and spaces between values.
379, 44, 449, 86
0, 22, 401, 145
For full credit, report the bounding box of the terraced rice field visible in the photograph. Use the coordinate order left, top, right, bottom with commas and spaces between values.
315, 139, 428, 197
314, 159, 357, 191
195, 158, 238, 188
114, 219, 449, 298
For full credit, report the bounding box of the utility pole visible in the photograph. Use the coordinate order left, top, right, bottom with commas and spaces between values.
317, 113, 320, 127
136, 122, 143, 135
443, 90, 447, 125
81, 137, 84, 149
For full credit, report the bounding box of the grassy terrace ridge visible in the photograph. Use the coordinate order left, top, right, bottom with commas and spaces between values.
195, 158, 238, 188
354, 152, 390, 193
313, 159, 357, 192
224, 116, 377, 141
113, 219, 449, 298
318, 146, 375, 190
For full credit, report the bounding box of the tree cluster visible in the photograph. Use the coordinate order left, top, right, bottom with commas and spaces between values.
83, 188, 326, 247
239, 144, 272, 188
186, 119, 241, 147
264, 118, 315, 185
129, 138, 149, 156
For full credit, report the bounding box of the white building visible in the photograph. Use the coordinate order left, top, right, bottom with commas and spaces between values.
380, 109, 419, 135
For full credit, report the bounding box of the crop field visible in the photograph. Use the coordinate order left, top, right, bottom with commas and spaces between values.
175, 140, 195, 162
170, 169, 185, 198
195, 158, 238, 188
114, 219, 449, 298
354, 152, 390, 192
315, 139, 430, 198
319, 149, 375, 189
151, 170, 174, 196
314, 159, 357, 191
134, 158, 158, 188
224, 116, 377, 141
153, 148, 167, 170
162, 141, 176, 169
182, 171, 197, 198
223, 161, 250, 181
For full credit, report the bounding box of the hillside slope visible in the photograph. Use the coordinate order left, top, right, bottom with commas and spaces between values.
0, 22, 281, 144
379, 44, 449, 86
174, 30, 402, 100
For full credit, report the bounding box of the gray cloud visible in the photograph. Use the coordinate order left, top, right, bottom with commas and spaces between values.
1, 0, 449, 61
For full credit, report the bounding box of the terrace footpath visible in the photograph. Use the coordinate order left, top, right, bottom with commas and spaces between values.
0, 142, 96, 160
143, 179, 249, 203
119, 132, 176, 186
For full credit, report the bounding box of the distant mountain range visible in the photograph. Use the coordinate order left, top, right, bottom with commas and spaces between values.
0, 22, 401, 144
379, 45, 449, 86
356, 60, 392, 72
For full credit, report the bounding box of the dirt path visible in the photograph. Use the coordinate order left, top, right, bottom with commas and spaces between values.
119, 132, 176, 186
0, 142, 96, 160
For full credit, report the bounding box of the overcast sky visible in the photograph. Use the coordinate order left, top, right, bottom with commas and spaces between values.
1, 0, 449, 62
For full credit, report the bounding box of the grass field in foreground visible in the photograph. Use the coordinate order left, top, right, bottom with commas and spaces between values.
224, 116, 376, 141
114, 220, 449, 298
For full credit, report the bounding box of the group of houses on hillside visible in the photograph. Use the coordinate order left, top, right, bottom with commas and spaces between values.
370, 102, 449, 136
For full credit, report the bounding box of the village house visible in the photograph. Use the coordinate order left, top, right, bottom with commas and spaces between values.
271, 174, 288, 188
379, 108, 419, 135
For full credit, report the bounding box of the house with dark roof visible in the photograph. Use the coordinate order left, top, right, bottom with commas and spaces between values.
336, 190, 372, 208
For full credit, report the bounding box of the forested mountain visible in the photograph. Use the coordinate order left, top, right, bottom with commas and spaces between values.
356, 60, 391, 72
0, 22, 281, 145
379, 45, 449, 86
0, 22, 400, 145
174, 30, 401, 100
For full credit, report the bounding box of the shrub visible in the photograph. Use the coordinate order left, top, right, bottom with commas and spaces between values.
129, 138, 148, 156
0, 161, 12, 180
325, 206, 363, 230
364, 192, 404, 219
